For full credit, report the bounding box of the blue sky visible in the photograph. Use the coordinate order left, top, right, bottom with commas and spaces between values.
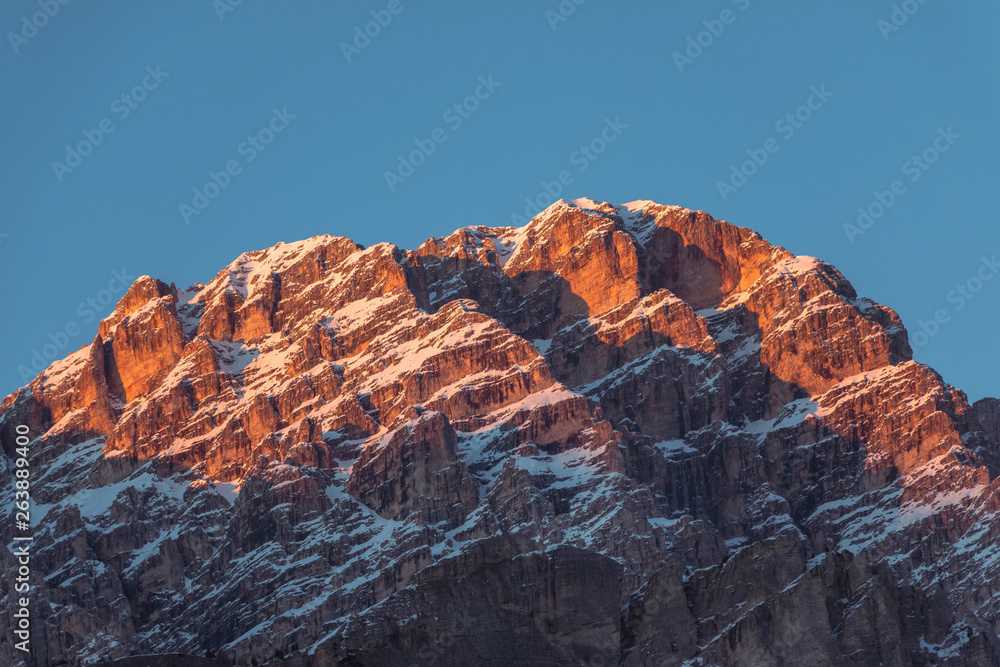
2, 1, 998, 401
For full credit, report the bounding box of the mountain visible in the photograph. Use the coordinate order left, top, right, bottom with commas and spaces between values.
3, 198, 1000, 666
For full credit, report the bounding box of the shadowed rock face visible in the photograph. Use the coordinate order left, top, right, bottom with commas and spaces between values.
3, 198, 1000, 666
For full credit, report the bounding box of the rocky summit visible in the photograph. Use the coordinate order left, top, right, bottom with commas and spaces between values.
3, 198, 1000, 666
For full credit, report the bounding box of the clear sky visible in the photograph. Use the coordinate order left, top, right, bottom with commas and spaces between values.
2, 1, 998, 402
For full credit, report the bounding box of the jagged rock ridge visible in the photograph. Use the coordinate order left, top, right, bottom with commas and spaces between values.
3, 198, 1000, 666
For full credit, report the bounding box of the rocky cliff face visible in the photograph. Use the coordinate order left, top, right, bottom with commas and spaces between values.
3, 198, 1000, 666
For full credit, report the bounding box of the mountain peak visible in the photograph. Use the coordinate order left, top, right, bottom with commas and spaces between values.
3, 200, 998, 666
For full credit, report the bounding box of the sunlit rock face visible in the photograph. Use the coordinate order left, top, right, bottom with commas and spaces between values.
3, 198, 999, 666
